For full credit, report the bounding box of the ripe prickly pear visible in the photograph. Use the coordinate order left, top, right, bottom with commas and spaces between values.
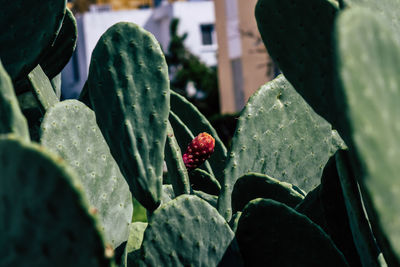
183, 132, 215, 171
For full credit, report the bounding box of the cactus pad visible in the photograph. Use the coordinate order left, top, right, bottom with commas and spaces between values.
0, 0, 66, 81
139, 195, 234, 266
40, 8, 78, 79
87, 22, 170, 211
124, 222, 148, 267
165, 122, 191, 196
335, 8, 400, 265
218, 75, 343, 220
255, 0, 338, 126
40, 100, 133, 249
0, 136, 111, 266
232, 172, 304, 213
0, 60, 29, 141
236, 198, 348, 266
27, 65, 59, 112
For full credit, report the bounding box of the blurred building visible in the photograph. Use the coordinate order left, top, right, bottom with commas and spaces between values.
62, 0, 216, 98
70, 0, 186, 12
214, 0, 276, 113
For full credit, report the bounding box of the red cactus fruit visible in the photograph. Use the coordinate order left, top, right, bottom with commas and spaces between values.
182, 132, 215, 171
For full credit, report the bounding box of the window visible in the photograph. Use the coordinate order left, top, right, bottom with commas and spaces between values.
200, 24, 215, 46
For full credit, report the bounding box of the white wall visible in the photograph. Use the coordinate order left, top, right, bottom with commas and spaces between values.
80, 9, 153, 71
172, 1, 217, 66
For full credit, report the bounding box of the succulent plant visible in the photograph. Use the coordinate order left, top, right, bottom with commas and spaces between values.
1, 0, 399, 265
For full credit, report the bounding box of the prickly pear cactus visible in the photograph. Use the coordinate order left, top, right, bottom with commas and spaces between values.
170, 90, 227, 180
164, 122, 191, 196
87, 22, 170, 211
0, 0, 66, 82
40, 100, 133, 249
0, 60, 29, 141
27, 65, 59, 112
335, 7, 400, 265
236, 198, 349, 266
255, 0, 338, 126
0, 136, 111, 266
138, 195, 234, 266
231, 172, 304, 213
40, 7, 78, 79
218, 75, 343, 220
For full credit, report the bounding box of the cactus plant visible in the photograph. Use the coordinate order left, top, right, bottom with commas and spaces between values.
0, 60, 29, 141
231, 172, 304, 213
86, 22, 170, 212
334, 7, 400, 265
138, 195, 234, 266
236, 198, 349, 266
39, 7, 78, 80
2, 0, 400, 265
0, 136, 111, 266
218, 75, 344, 221
40, 100, 133, 249
0, 0, 66, 83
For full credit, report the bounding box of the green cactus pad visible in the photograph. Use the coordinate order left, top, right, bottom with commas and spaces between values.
170, 90, 227, 181
27, 65, 59, 113
87, 22, 170, 211
232, 173, 304, 213
51, 74, 62, 99
295, 185, 327, 229
139, 195, 234, 266
165, 122, 191, 196
169, 111, 214, 175
16, 90, 42, 142
0, 136, 111, 266
342, 0, 400, 44
189, 168, 221, 196
236, 198, 348, 266
0, 60, 29, 141
0, 0, 66, 81
296, 156, 362, 266
161, 184, 175, 204
335, 8, 400, 264
336, 151, 380, 267
40, 8, 77, 79
193, 190, 218, 208
218, 75, 343, 220
40, 100, 133, 249
229, 212, 242, 233
255, 0, 338, 126
124, 222, 148, 267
